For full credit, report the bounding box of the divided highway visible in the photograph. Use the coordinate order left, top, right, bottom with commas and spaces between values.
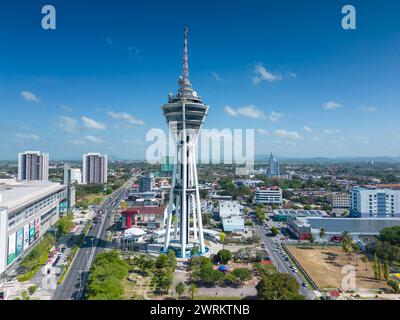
249, 211, 316, 300
53, 181, 132, 300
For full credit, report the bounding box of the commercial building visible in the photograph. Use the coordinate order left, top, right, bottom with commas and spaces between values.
139, 174, 155, 192
329, 193, 350, 208
268, 153, 280, 177
287, 217, 311, 240
351, 187, 400, 218
82, 153, 108, 184
63, 165, 79, 210
219, 200, 241, 219
64, 167, 82, 185
0, 179, 67, 276
287, 216, 400, 240
222, 216, 245, 233
18, 151, 49, 181
255, 186, 282, 205
272, 209, 328, 221
121, 206, 166, 230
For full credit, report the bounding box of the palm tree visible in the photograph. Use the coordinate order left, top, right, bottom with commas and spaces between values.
188, 283, 198, 300
373, 253, 379, 279
361, 256, 368, 271
220, 232, 226, 249
319, 228, 326, 241
352, 243, 360, 266
175, 282, 186, 300
384, 259, 390, 281
309, 233, 315, 247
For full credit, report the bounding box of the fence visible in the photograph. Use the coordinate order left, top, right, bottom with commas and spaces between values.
282, 243, 320, 291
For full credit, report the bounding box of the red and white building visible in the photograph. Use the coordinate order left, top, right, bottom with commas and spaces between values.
121, 206, 166, 230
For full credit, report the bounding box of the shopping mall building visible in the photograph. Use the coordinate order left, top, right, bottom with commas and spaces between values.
0, 179, 67, 277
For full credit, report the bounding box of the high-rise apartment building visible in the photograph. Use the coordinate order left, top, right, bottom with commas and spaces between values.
82, 153, 108, 184
268, 153, 280, 177
139, 174, 155, 192
18, 151, 49, 181
351, 187, 400, 218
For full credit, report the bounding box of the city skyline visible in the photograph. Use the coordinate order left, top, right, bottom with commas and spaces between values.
1, 0, 399, 160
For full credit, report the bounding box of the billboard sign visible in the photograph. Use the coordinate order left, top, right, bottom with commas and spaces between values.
34, 217, 40, 240
7, 233, 16, 265
29, 221, 35, 244
16, 228, 23, 257
23, 224, 29, 251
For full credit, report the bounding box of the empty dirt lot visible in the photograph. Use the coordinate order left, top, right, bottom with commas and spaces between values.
287, 246, 389, 290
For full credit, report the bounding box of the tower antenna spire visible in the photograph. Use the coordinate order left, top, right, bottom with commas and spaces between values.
182, 25, 189, 83
178, 26, 194, 97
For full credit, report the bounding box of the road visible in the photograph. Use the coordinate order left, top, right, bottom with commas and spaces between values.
52, 181, 132, 300
249, 211, 316, 300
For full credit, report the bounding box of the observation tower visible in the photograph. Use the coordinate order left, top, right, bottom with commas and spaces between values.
162, 27, 209, 258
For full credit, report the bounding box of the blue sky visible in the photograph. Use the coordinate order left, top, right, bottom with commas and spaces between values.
0, 0, 399, 160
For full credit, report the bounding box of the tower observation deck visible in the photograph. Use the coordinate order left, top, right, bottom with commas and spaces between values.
162, 27, 209, 258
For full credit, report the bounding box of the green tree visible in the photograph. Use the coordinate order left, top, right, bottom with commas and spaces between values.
188, 283, 198, 300
341, 231, 353, 263
256, 272, 304, 300
309, 233, 315, 246
86, 251, 129, 300
361, 256, 368, 272
373, 253, 379, 279
175, 282, 186, 299
270, 227, 279, 237
160, 273, 173, 291
231, 268, 252, 282
352, 243, 360, 266
384, 259, 390, 281
217, 249, 232, 264
319, 228, 326, 240
219, 232, 226, 249
156, 254, 169, 269
167, 249, 177, 271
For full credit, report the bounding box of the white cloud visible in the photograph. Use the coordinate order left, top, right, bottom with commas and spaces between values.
359, 105, 377, 113
122, 138, 143, 145
81, 116, 106, 130
21, 91, 40, 103
237, 105, 265, 119
323, 101, 342, 110
84, 135, 103, 143
107, 111, 144, 126
303, 126, 312, 133
323, 129, 341, 134
252, 64, 282, 84
128, 46, 142, 61
58, 116, 79, 133
224, 106, 237, 117
15, 133, 40, 142
257, 128, 269, 136
212, 72, 223, 82
273, 129, 302, 140
60, 105, 73, 112
269, 111, 284, 122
